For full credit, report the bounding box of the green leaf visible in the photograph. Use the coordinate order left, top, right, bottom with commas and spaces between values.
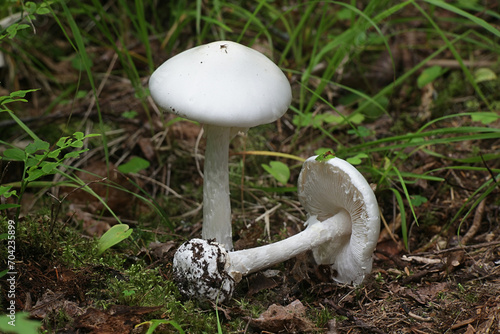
97, 224, 133, 256
261, 161, 290, 185
36, 5, 51, 15
121, 111, 138, 119
471, 112, 500, 125
474, 68, 497, 83
6, 23, 30, 38
0, 203, 21, 210
25, 157, 39, 167
26, 168, 45, 182
0, 185, 17, 198
410, 195, 428, 207
47, 148, 62, 159
8, 89, 39, 98
347, 125, 373, 138
25, 1, 37, 14
70, 140, 84, 148
322, 113, 365, 125
56, 136, 69, 148
417, 65, 445, 88
25, 139, 49, 154
0, 312, 41, 334
122, 289, 136, 297
74, 132, 85, 140
118, 157, 150, 174
0, 89, 39, 107
346, 153, 369, 165
63, 149, 89, 159
3, 148, 26, 161
41, 161, 58, 174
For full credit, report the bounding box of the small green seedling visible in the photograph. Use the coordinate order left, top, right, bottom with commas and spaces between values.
410, 195, 428, 207
346, 153, 368, 165
97, 224, 133, 256
417, 65, 446, 88
471, 111, 500, 125
474, 67, 497, 83
135, 319, 185, 334
261, 161, 290, 184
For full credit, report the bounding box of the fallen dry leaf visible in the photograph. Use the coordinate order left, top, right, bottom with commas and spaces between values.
249, 299, 315, 333
30, 289, 84, 319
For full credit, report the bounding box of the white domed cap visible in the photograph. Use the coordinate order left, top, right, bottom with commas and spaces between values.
149, 41, 292, 128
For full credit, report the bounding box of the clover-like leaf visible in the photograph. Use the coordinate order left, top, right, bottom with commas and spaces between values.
261, 161, 290, 184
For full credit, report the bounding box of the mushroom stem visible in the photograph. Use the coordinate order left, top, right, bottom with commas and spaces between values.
227, 211, 351, 280
172, 212, 352, 303
202, 124, 233, 250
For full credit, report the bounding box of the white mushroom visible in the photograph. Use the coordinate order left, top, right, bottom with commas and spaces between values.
173, 156, 380, 303
149, 41, 292, 250
298, 155, 380, 285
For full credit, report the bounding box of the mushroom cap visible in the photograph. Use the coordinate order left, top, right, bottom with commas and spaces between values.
298, 156, 380, 285
149, 41, 292, 128
173, 238, 235, 303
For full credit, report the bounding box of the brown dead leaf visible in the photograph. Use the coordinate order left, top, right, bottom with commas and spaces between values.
149, 241, 176, 260
30, 290, 84, 319
138, 137, 156, 161
249, 299, 315, 333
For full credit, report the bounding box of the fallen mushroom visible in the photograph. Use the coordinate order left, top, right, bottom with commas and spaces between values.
149, 41, 292, 250
173, 156, 380, 303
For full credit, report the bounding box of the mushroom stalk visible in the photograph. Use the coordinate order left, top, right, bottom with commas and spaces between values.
172, 212, 351, 303
227, 212, 350, 279
202, 124, 232, 250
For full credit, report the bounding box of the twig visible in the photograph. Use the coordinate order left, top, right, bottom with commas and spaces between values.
426, 59, 496, 68
411, 240, 500, 256
461, 198, 486, 245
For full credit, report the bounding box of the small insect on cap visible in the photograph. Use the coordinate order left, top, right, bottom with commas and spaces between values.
149, 41, 292, 128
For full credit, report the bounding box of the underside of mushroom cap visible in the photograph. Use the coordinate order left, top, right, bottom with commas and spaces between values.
149, 41, 292, 128
298, 156, 380, 285
173, 238, 235, 303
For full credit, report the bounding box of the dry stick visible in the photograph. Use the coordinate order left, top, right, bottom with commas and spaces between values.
445, 198, 487, 272
461, 198, 486, 245
412, 240, 500, 257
